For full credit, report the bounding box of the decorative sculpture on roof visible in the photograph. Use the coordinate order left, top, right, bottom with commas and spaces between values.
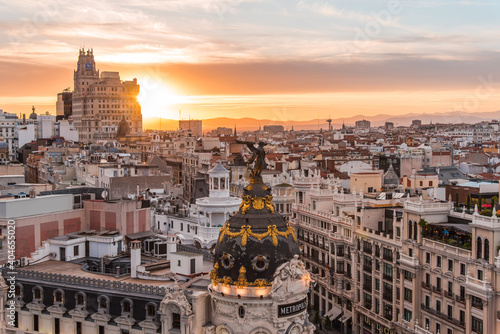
236, 140, 267, 183
159, 282, 192, 316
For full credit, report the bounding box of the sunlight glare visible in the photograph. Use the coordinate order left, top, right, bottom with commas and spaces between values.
137, 82, 185, 119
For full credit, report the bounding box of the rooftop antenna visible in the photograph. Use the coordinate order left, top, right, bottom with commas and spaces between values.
326, 115, 332, 131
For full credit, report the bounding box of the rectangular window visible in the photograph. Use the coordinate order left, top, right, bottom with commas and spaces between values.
383, 282, 393, 301
436, 300, 441, 313
426, 252, 430, 264
437, 256, 442, 267
472, 317, 483, 334
425, 295, 430, 307
383, 248, 393, 261
448, 304, 453, 317
460, 310, 465, 324
448, 281, 453, 295
404, 287, 412, 302
74, 245, 79, 256
436, 324, 441, 334
173, 313, 181, 329
403, 309, 412, 322
383, 263, 393, 281
364, 292, 372, 309
99, 326, 105, 334
460, 263, 466, 275
76, 322, 82, 334
478, 270, 483, 281
55, 318, 60, 334
34, 315, 39, 332
448, 259, 453, 271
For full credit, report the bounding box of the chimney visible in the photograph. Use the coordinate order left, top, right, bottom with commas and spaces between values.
166, 234, 177, 259
130, 241, 141, 278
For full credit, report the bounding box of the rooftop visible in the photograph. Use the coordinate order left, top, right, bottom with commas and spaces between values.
19, 260, 171, 287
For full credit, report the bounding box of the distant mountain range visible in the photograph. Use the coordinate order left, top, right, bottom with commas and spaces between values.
143, 110, 500, 132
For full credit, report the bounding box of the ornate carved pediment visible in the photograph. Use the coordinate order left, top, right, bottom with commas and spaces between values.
69, 308, 89, 319
203, 325, 216, 334
159, 283, 192, 316
431, 268, 442, 275
213, 300, 236, 318
114, 315, 136, 327
91, 312, 112, 322
216, 324, 234, 334
14, 298, 25, 308
444, 271, 454, 279
47, 305, 67, 315
139, 318, 160, 330
270, 255, 310, 302
26, 301, 46, 312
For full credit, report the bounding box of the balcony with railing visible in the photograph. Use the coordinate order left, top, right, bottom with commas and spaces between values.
405, 200, 451, 214
466, 275, 492, 297
399, 253, 419, 267
421, 282, 431, 290
422, 238, 472, 257
420, 304, 465, 328
432, 285, 442, 295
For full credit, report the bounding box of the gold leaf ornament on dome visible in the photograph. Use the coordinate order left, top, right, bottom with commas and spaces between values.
264, 195, 275, 214
252, 197, 265, 210
239, 195, 275, 214
210, 263, 219, 285
239, 195, 252, 214
236, 266, 249, 288
218, 222, 297, 247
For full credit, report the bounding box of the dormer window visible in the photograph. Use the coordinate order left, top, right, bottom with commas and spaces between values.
121, 299, 133, 316
15, 284, 22, 299
75, 293, 86, 309
145, 303, 157, 319
33, 286, 43, 301
54, 290, 64, 304
98, 296, 109, 313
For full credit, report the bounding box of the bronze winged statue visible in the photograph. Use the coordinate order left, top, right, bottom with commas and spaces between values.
236, 140, 268, 183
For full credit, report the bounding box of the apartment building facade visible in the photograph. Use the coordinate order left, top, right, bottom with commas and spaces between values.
292, 180, 493, 334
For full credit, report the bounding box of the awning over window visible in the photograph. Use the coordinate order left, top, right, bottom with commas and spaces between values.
325, 305, 342, 320
340, 311, 352, 323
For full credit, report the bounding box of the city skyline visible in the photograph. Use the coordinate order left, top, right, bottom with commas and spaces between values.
2, 0, 500, 121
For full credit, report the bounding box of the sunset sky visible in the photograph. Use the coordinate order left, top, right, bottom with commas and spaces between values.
1, 0, 500, 122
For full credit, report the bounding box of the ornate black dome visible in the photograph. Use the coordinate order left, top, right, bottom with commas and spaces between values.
211, 181, 300, 287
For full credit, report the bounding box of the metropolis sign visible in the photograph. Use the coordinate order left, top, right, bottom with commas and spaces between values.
278, 298, 307, 318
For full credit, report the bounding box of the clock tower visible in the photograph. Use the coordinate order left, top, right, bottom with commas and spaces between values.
71, 49, 142, 143
72, 49, 99, 142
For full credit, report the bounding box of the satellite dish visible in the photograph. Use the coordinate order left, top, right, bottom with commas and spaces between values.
101, 190, 108, 200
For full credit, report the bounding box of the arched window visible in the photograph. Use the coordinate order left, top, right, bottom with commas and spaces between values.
484, 239, 490, 261
15, 284, 22, 298
408, 221, 413, 239
477, 237, 483, 259
146, 303, 157, 318
33, 286, 43, 300
75, 293, 86, 308
98, 296, 109, 311
54, 290, 64, 303
121, 299, 133, 315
